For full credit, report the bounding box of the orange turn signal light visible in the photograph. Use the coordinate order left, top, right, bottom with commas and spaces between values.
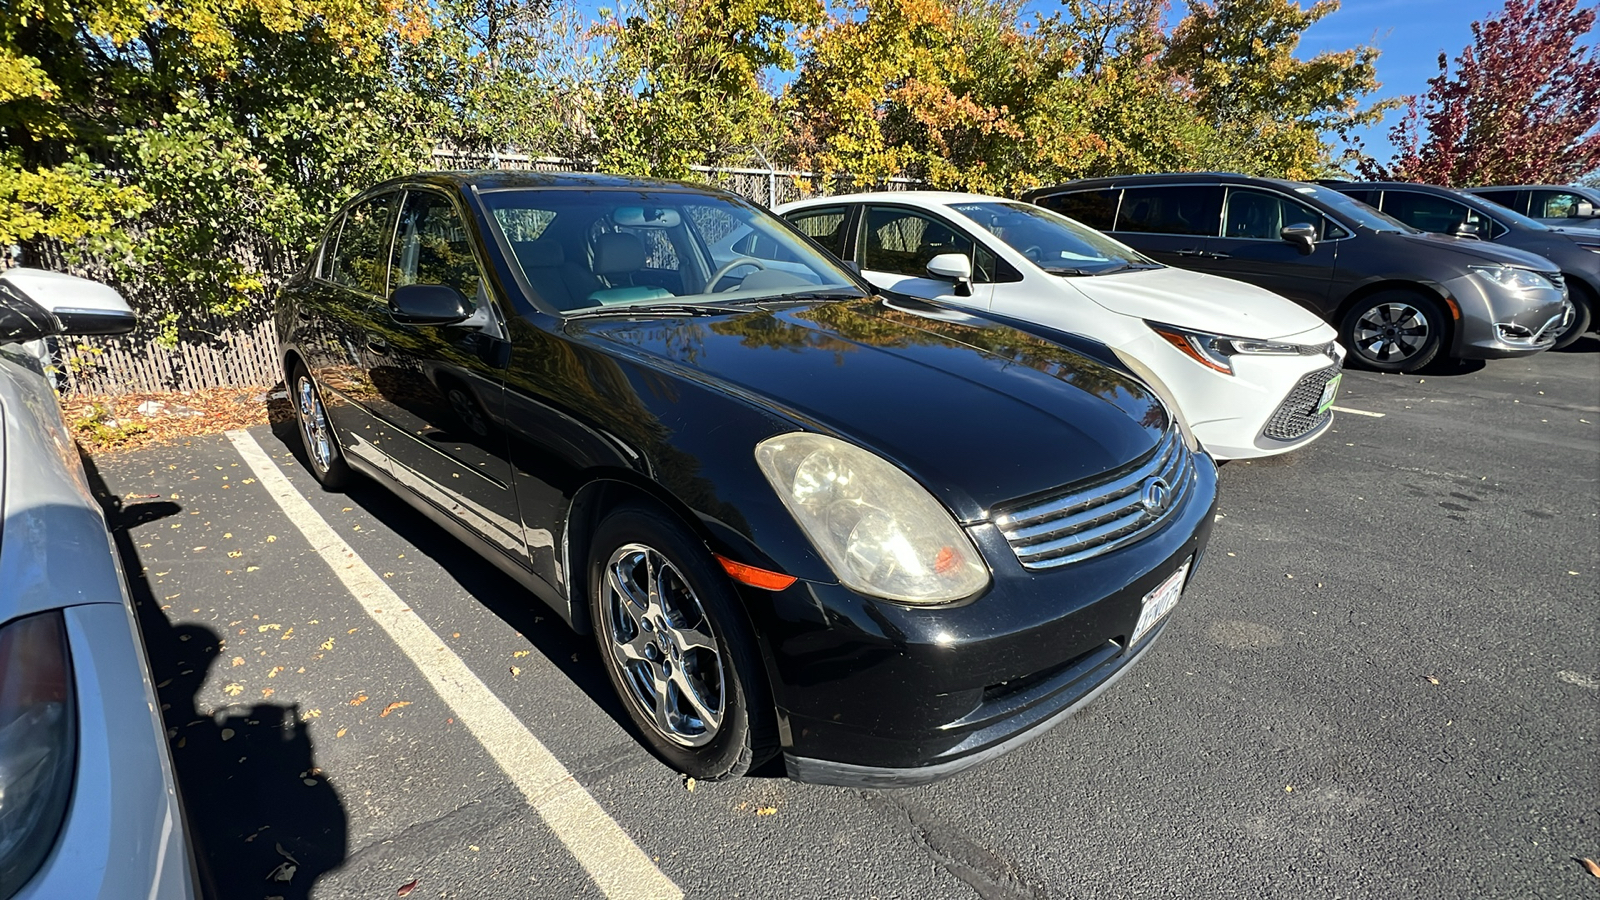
715, 555, 798, 591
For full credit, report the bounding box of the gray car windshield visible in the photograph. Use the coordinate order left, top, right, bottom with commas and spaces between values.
951, 201, 1155, 275
1292, 184, 1417, 234
480, 189, 864, 313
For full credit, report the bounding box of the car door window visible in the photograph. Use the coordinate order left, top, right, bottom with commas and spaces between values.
861, 207, 989, 282
1381, 191, 1501, 237
392, 190, 485, 304
328, 193, 398, 296
786, 206, 849, 257
1115, 186, 1222, 236
1036, 190, 1119, 231
1222, 188, 1328, 240
1530, 190, 1585, 219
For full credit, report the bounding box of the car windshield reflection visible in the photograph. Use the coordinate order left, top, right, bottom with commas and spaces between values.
479, 189, 862, 314
951, 201, 1156, 275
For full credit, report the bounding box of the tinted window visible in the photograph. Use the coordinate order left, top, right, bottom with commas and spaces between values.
1338, 189, 1379, 206
1473, 188, 1523, 211
1115, 186, 1222, 236
1222, 188, 1326, 240
1036, 190, 1118, 230
1381, 190, 1500, 236
786, 206, 849, 257
392, 190, 484, 304
329, 193, 397, 295
861, 207, 982, 281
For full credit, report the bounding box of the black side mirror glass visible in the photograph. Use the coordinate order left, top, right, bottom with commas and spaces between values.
1280, 223, 1317, 255
389, 283, 472, 325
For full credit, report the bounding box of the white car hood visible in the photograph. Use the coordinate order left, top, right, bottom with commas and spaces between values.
1065, 267, 1331, 341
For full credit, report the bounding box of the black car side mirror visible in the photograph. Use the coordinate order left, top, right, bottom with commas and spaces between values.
1450, 221, 1481, 239
1280, 223, 1317, 255
389, 283, 472, 325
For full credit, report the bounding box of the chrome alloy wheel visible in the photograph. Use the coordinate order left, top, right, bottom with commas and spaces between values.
602, 543, 725, 747
1353, 301, 1430, 363
296, 375, 334, 471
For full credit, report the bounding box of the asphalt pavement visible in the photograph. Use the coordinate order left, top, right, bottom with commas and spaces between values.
91, 336, 1600, 900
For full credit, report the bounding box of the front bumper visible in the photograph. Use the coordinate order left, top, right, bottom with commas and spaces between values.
746, 453, 1218, 787
1450, 276, 1570, 359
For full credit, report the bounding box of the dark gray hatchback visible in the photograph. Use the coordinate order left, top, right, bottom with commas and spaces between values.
1324, 181, 1600, 348
1024, 173, 1573, 373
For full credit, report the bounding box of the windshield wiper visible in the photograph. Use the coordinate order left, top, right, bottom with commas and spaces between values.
1042, 266, 1097, 276
566, 302, 744, 320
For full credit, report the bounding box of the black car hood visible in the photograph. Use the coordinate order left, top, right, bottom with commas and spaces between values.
570, 298, 1169, 521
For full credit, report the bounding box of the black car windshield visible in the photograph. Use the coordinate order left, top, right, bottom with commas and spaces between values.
1291, 184, 1418, 234
950, 201, 1155, 275
479, 189, 864, 313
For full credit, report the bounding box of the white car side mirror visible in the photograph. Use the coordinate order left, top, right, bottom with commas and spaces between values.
0, 268, 136, 345
925, 253, 974, 297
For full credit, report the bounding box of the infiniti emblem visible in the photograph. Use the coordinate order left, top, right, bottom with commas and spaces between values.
1140, 477, 1171, 514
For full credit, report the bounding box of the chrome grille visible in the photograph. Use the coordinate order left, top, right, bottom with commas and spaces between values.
1547, 271, 1566, 294
992, 425, 1195, 570
1263, 361, 1343, 442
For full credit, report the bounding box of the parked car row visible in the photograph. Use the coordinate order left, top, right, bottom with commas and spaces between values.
2, 164, 1588, 899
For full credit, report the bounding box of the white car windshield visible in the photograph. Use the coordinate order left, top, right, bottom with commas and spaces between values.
480, 189, 864, 314
951, 201, 1158, 276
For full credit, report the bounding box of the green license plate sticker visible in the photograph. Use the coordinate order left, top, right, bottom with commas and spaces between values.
1316, 373, 1343, 415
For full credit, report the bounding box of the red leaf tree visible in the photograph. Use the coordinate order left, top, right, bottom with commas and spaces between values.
1369, 0, 1600, 185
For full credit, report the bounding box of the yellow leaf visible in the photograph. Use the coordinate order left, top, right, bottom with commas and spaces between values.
320, 638, 335, 650
756, 806, 777, 816
223, 683, 243, 696
351, 694, 369, 706
380, 701, 411, 717
513, 650, 530, 658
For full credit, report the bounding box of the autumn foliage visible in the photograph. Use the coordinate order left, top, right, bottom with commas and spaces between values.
1374, 0, 1600, 185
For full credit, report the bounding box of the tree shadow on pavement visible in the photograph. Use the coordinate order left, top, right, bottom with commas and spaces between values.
82, 454, 348, 900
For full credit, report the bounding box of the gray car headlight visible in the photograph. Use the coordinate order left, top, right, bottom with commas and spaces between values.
1469, 265, 1554, 291
0, 611, 77, 900
755, 433, 990, 604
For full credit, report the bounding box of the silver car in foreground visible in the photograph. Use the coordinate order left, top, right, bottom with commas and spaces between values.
0, 268, 200, 899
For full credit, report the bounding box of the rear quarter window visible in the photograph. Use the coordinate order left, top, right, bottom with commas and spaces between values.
1034, 190, 1118, 231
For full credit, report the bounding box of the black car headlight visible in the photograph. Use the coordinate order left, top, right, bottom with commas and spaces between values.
0, 611, 77, 900
755, 433, 990, 605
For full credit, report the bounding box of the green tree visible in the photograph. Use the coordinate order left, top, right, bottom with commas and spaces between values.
1162, 0, 1388, 179
590, 0, 823, 177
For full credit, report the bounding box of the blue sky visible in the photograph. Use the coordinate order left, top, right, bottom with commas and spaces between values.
1293, 0, 1520, 159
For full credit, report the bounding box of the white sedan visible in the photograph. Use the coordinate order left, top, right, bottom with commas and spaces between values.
776, 192, 1346, 459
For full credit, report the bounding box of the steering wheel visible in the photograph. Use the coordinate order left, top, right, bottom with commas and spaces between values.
1021, 245, 1044, 263
708, 256, 767, 291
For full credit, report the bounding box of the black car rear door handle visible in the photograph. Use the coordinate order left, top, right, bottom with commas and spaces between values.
1174, 248, 1205, 257
367, 335, 389, 355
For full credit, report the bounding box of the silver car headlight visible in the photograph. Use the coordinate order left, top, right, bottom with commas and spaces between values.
0, 611, 77, 900
755, 433, 990, 604
1147, 322, 1304, 376
1469, 265, 1554, 291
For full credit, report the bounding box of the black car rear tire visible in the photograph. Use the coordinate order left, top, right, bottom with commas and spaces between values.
291, 364, 352, 490
1341, 291, 1445, 373
1551, 283, 1593, 349
588, 503, 777, 780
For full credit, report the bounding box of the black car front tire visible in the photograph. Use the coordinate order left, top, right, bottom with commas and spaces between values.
587, 503, 777, 780
291, 364, 352, 490
1341, 291, 1445, 373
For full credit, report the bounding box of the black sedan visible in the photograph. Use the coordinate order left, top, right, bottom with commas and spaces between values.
275, 172, 1217, 787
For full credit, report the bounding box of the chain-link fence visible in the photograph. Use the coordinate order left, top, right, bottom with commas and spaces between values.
50, 158, 922, 395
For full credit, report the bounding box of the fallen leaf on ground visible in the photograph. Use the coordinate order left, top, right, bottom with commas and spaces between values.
220, 728, 235, 741
350, 694, 369, 706
1580, 858, 1600, 878
513, 650, 530, 658
258, 624, 281, 632
1424, 675, 1440, 685
320, 638, 335, 650
266, 862, 296, 882
380, 701, 411, 717
275, 843, 301, 865
684, 777, 696, 792
510, 666, 520, 677
756, 806, 777, 816
223, 683, 244, 696
397, 879, 419, 896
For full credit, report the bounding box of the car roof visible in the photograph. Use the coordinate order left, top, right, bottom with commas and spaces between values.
366, 170, 744, 197
1463, 184, 1600, 193
1024, 172, 1317, 196
779, 190, 1013, 209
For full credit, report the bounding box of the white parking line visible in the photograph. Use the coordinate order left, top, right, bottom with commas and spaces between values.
1330, 405, 1386, 418
227, 430, 682, 900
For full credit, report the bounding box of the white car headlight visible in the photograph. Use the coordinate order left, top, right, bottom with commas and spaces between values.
1469, 265, 1554, 291
1147, 322, 1305, 375
755, 433, 990, 605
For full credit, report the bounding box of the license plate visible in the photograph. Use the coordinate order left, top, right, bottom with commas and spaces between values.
1131, 559, 1190, 646
1315, 373, 1343, 415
